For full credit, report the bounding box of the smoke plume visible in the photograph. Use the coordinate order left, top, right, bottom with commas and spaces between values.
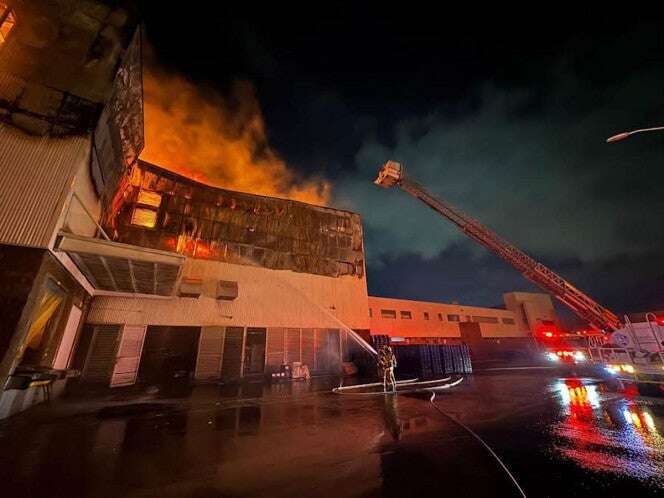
140, 67, 331, 205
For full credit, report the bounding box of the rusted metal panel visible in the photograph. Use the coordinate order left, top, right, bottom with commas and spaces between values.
0, 125, 89, 248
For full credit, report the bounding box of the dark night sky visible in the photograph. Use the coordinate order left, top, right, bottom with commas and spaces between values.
137, 3, 664, 323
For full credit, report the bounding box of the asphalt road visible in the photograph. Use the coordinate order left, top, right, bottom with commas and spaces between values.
0, 371, 662, 498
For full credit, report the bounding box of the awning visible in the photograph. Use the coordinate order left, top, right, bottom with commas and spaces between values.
55, 232, 184, 296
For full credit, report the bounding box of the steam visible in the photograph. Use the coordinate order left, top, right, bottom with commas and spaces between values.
140, 67, 331, 206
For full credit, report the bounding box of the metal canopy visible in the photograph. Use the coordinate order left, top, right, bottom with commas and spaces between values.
55, 232, 184, 296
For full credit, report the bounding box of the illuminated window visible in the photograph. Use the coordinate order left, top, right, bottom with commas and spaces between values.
447, 314, 460, 322
0, 4, 16, 46
400, 310, 412, 320
423, 312, 429, 320
381, 309, 396, 319
131, 207, 157, 228
137, 189, 162, 208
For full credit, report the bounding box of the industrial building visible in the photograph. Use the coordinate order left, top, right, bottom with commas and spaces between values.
369, 293, 557, 360
0, 1, 559, 419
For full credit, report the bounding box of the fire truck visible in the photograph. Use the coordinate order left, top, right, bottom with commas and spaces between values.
374, 161, 664, 393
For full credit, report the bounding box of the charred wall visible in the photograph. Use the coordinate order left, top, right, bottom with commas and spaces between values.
106, 161, 365, 278
0, 0, 139, 136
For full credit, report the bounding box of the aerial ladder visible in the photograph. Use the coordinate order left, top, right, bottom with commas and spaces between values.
374, 160, 622, 333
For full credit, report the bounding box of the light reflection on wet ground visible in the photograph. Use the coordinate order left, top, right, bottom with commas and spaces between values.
430, 372, 664, 496
550, 378, 664, 484
1, 373, 663, 497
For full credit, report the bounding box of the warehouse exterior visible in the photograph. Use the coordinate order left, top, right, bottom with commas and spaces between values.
369, 293, 558, 360
0, 0, 559, 419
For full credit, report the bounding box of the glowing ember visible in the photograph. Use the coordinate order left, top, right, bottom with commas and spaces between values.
140, 67, 331, 206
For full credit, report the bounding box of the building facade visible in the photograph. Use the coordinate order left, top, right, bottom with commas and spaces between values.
0, 1, 561, 419
0, 0, 140, 418
368, 293, 557, 360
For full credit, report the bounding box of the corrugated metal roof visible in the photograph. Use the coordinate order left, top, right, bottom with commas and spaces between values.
0, 124, 90, 248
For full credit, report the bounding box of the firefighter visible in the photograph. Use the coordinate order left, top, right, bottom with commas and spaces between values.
378, 345, 397, 392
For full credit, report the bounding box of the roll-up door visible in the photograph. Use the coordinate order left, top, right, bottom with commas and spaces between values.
315, 328, 341, 373
286, 328, 301, 363
110, 325, 147, 387
266, 328, 285, 372
81, 325, 121, 384
221, 327, 244, 379
195, 326, 225, 380
301, 328, 315, 370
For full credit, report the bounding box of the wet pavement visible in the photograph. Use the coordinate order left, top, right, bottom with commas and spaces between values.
1, 372, 663, 497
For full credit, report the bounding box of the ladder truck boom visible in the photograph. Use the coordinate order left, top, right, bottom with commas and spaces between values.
375, 160, 622, 332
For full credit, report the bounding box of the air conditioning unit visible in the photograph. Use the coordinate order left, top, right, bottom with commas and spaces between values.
216, 280, 238, 300
179, 278, 203, 298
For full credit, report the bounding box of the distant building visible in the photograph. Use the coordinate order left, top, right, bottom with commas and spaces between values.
368, 293, 557, 359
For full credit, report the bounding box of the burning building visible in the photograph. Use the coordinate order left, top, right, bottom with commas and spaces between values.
0, 1, 557, 419
0, 0, 369, 419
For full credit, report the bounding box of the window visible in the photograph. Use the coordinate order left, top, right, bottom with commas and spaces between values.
137, 189, 162, 208
0, 4, 16, 46
368, 308, 372, 318
472, 316, 499, 324
423, 312, 430, 320
447, 314, 460, 322
438, 313, 444, 321
19, 278, 65, 366
381, 309, 396, 319
502, 317, 516, 325
131, 207, 158, 228
400, 310, 412, 319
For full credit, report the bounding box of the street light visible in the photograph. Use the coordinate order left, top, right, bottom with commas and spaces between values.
606, 126, 664, 143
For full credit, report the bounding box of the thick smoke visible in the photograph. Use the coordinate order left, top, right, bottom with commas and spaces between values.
140, 67, 331, 205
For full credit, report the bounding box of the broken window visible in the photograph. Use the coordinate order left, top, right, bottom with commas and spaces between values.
137, 189, 162, 208
131, 207, 158, 228
0, 3, 16, 46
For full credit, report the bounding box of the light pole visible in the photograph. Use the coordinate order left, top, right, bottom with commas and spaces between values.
606, 126, 664, 143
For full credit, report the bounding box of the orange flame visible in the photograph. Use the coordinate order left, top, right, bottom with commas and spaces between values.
140, 67, 331, 206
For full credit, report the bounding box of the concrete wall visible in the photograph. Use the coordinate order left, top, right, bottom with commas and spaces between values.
368, 296, 528, 340
87, 257, 370, 331
503, 292, 557, 333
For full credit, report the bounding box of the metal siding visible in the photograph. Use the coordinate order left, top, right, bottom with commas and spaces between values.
220, 327, 244, 379
0, 125, 89, 248
81, 325, 120, 383
195, 326, 225, 380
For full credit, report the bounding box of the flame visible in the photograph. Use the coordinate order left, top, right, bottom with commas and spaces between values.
140, 67, 331, 206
